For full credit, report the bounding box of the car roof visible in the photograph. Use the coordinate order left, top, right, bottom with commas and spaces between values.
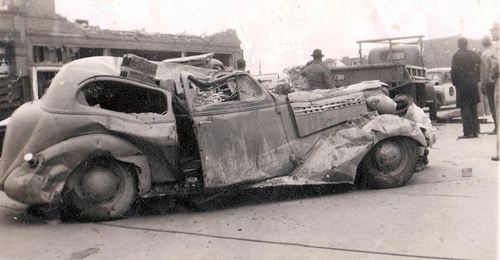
41, 56, 123, 110
40, 56, 248, 111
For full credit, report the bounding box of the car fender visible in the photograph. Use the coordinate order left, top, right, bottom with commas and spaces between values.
37, 133, 152, 197
442, 83, 456, 105
259, 114, 427, 187
364, 114, 427, 146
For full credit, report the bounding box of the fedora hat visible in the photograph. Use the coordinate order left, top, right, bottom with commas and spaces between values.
311, 49, 324, 58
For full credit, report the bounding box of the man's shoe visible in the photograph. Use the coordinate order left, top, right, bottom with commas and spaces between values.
492, 156, 499, 161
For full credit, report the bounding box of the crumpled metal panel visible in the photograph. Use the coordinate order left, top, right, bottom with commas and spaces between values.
155, 62, 220, 97
0, 99, 178, 202
194, 111, 266, 187
290, 92, 367, 136
250, 113, 427, 188
195, 103, 296, 188
2, 134, 152, 204
402, 103, 437, 146
287, 80, 387, 102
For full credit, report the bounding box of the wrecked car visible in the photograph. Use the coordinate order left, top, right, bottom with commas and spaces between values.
0, 56, 434, 220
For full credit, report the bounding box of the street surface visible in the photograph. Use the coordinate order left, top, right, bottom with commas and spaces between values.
0, 121, 498, 260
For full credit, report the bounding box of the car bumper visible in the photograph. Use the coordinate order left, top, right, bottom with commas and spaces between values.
2, 159, 69, 205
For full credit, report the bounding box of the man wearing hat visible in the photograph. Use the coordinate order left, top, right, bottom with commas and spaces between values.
301, 49, 335, 90
451, 37, 481, 138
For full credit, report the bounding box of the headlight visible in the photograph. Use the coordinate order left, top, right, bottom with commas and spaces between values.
23, 153, 38, 168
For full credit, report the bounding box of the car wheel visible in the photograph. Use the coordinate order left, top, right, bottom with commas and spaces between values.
358, 137, 418, 189
62, 158, 136, 220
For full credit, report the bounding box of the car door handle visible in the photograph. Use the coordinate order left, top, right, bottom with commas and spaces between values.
197, 120, 212, 125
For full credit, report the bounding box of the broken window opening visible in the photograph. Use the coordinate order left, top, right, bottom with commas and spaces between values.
0, 46, 11, 77
33, 45, 65, 63
33, 46, 45, 63
36, 71, 57, 98
190, 74, 262, 107
213, 53, 232, 66
77, 48, 104, 59
78, 80, 168, 115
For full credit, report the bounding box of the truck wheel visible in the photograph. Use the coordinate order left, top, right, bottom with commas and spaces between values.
358, 137, 418, 189
62, 158, 136, 220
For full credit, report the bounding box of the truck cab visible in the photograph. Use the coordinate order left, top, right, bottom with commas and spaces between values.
368, 45, 424, 66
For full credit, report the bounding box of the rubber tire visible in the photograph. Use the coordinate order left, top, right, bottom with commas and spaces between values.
359, 137, 418, 189
62, 158, 136, 220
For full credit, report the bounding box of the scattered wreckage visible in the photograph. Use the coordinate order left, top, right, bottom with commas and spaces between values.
0, 55, 435, 220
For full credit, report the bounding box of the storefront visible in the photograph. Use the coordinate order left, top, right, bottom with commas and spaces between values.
0, 0, 243, 119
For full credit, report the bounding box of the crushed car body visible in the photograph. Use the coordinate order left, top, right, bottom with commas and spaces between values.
0, 55, 435, 219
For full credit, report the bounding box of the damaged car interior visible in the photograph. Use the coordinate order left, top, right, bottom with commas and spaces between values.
78, 79, 168, 115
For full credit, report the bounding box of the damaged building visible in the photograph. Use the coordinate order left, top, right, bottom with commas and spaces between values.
0, 0, 243, 120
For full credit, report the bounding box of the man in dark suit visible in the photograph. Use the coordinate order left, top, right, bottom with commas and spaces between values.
451, 37, 481, 138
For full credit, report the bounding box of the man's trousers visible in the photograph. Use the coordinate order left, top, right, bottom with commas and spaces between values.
460, 102, 479, 136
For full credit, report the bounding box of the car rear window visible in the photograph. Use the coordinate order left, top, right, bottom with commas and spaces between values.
78, 80, 167, 114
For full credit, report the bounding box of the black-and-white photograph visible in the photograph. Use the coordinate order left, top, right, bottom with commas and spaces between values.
0, 0, 498, 259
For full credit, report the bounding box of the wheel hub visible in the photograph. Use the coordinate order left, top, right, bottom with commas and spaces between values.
80, 167, 119, 202
373, 142, 403, 172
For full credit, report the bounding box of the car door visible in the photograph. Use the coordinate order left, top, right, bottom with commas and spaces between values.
185, 74, 293, 188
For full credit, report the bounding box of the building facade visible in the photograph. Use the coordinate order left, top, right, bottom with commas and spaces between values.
0, 0, 243, 119
423, 36, 482, 69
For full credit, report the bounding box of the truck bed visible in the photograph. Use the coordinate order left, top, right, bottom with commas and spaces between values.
330, 63, 427, 89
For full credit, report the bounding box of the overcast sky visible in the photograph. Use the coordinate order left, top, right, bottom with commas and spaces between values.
54, 0, 499, 73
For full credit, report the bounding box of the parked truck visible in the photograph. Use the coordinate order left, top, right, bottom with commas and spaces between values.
330, 36, 438, 120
